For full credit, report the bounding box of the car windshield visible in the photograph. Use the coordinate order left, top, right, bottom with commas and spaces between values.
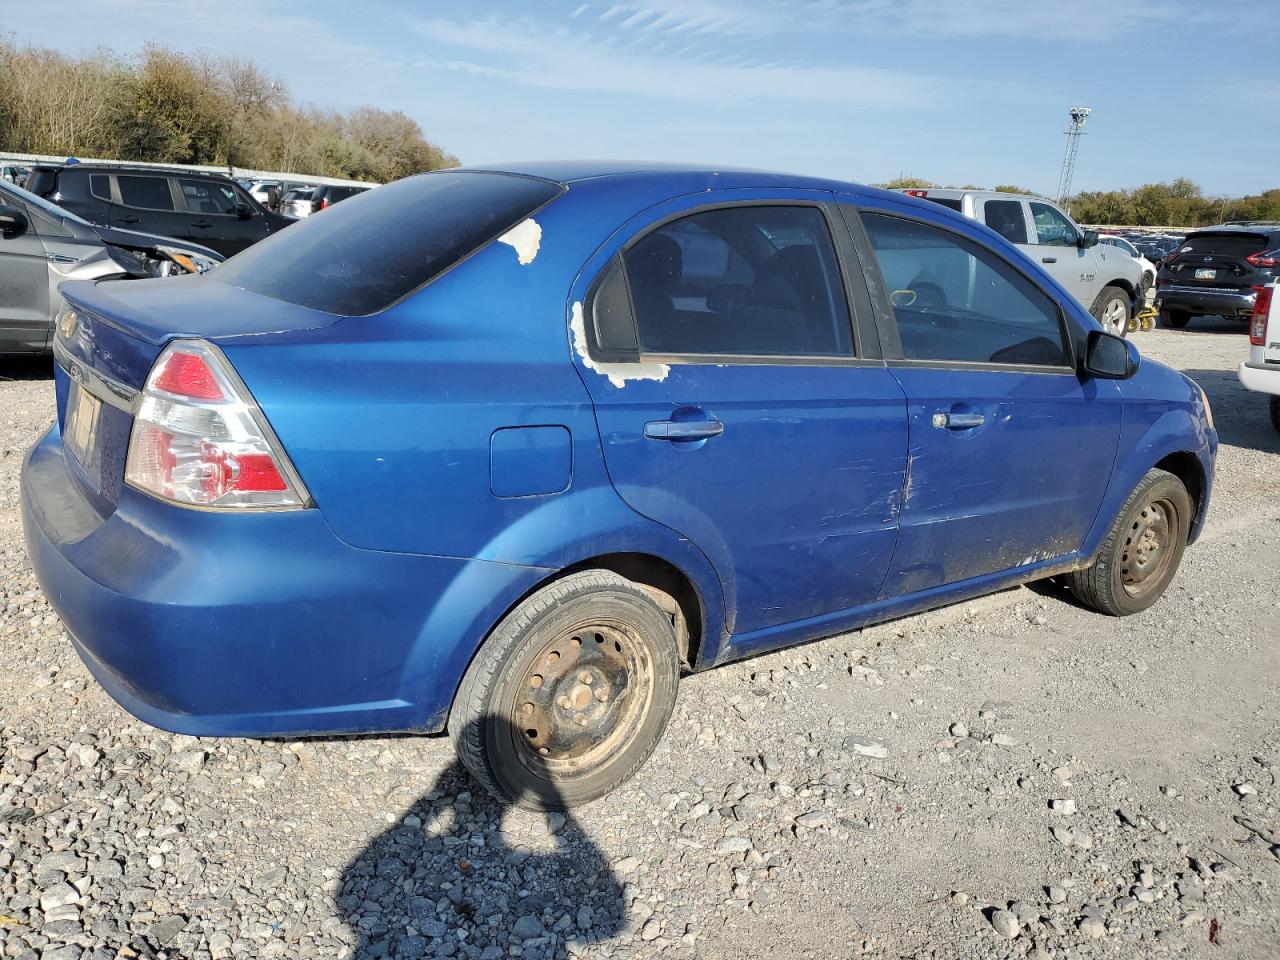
0, 177, 92, 227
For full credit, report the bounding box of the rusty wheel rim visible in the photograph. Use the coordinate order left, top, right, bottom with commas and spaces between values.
1121, 497, 1177, 598
510, 620, 655, 778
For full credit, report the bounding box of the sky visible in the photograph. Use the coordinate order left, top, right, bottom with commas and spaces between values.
6, 0, 1276, 195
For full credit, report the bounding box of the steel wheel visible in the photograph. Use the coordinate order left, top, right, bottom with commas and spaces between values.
510, 620, 655, 780
1120, 498, 1178, 599
450, 570, 681, 808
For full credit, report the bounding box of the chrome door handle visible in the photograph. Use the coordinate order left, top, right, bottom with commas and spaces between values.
933, 412, 985, 429
644, 420, 724, 440
1041, 257, 1057, 264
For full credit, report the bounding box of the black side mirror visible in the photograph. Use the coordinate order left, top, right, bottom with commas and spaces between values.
1078, 229, 1100, 249
1083, 330, 1139, 380
235, 201, 253, 220
0, 205, 29, 238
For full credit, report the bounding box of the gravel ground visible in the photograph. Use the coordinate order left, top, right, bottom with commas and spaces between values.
0, 318, 1277, 960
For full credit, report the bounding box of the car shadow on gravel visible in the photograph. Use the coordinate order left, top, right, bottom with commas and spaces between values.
337, 715, 624, 960
0, 355, 54, 381
1182, 368, 1280, 455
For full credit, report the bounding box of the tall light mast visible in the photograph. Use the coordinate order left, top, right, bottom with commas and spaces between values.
1055, 106, 1092, 208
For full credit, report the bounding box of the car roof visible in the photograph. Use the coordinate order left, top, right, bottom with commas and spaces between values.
469, 160, 868, 193
890, 187, 1055, 204
57, 163, 235, 181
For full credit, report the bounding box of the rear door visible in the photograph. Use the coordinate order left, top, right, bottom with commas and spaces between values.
570, 192, 909, 648
1028, 200, 1096, 306
112, 174, 191, 241
849, 201, 1122, 596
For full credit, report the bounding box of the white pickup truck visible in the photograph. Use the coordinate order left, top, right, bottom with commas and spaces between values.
1238, 279, 1280, 432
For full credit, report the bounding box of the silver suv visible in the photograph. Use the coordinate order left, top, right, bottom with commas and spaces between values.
897, 189, 1143, 336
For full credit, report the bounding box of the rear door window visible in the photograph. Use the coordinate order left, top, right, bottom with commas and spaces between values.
213, 171, 562, 316
1029, 202, 1078, 246
117, 175, 176, 211
862, 213, 1069, 368
89, 175, 112, 202
982, 200, 1029, 245
621, 205, 853, 358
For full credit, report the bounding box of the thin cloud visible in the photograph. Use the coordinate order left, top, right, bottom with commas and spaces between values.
408, 15, 1009, 109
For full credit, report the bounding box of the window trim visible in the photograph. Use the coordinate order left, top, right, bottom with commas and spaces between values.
88, 174, 114, 204
115, 173, 181, 213
583, 198, 874, 368
852, 206, 1080, 375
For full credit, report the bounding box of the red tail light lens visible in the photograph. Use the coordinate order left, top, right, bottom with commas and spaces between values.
1246, 249, 1279, 268
904, 189, 928, 198
319, 196, 329, 210
152, 350, 224, 400
1250, 286, 1273, 346
125, 341, 309, 509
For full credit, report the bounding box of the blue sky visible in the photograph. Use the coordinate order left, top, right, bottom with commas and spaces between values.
8, 0, 1275, 195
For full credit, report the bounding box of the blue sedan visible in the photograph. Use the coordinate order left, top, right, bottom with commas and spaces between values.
21, 163, 1216, 808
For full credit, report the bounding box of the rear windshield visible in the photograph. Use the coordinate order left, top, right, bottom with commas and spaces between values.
1177, 231, 1271, 257
214, 171, 563, 315
922, 196, 962, 212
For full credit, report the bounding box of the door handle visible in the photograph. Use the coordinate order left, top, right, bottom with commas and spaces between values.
192, 220, 212, 229
933, 412, 986, 430
644, 419, 724, 441
1041, 257, 1057, 264
118, 216, 140, 224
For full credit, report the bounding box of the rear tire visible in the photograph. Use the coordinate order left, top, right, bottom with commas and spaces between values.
1067, 469, 1193, 616
1090, 285, 1131, 338
1160, 309, 1191, 329
450, 570, 680, 809
1270, 395, 1280, 433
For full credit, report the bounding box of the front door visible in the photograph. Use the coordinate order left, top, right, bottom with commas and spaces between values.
572, 196, 908, 642
0, 202, 51, 352
1028, 199, 1098, 307
111, 174, 192, 241
852, 204, 1122, 597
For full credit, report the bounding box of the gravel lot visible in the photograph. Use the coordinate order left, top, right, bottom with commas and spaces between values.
0, 319, 1277, 960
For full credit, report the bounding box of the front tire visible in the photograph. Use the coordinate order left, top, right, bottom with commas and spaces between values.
1270, 395, 1280, 433
1160, 309, 1191, 329
1067, 469, 1193, 616
1091, 285, 1131, 338
450, 570, 681, 809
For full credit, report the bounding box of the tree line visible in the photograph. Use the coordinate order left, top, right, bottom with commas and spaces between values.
0, 38, 457, 183
876, 176, 1280, 227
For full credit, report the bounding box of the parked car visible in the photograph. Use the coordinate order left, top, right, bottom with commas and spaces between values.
1099, 234, 1157, 294
0, 178, 221, 355
23, 164, 294, 258
22, 164, 1216, 809
309, 184, 370, 213
1, 165, 30, 186
245, 179, 282, 211
279, 187, 316, 218
1238, 280, 1280, 431
1155, 225, 1280, 328
899, 189, 1143, 336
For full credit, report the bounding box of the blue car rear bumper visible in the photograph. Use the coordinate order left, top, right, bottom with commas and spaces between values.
21, 426, 547, 738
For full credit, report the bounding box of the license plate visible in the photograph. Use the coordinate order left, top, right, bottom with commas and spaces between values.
64, 383, 101, 467
1194, 268, 1216, 280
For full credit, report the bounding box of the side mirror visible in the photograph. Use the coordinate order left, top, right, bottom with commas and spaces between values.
1083, 330, 1139, 380
235, 202, 253, 220
1078, 229, 1100, 249
0, 205, 29, 238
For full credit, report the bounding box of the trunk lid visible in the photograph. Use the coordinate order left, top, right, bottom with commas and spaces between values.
54, 276, 340, 514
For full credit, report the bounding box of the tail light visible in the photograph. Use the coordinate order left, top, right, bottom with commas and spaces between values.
318, 195, 329, 210
1250, 286, 1273, 346
1246, 249, 1279, 268
125, 341, 309, 509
